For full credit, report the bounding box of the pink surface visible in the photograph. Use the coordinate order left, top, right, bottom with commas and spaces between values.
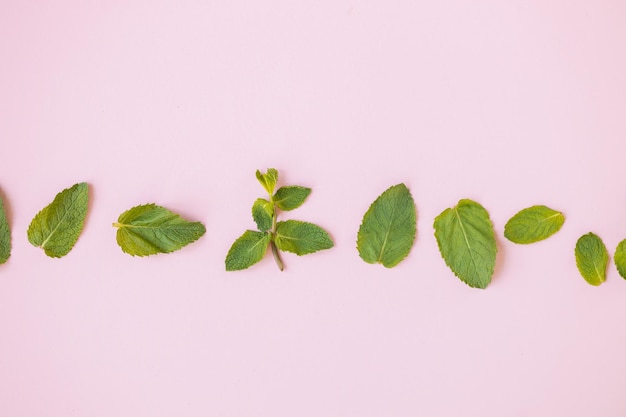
1, 1, 626, 416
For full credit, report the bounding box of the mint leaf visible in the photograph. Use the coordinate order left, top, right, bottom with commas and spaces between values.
225, 230, 271, 270
273, 186, 311, 211
575, 232, 608, 286
252, 198, 273, 232
0, 195, 10, 264
27, 182, 89, 258
433, 199, 497, 289
274, 220, 333, 255
615, 239, 626, 280
113, 204, 206, 256
256, 168, 278, 196
357, 183, 416, 268
504, 205, 565, 244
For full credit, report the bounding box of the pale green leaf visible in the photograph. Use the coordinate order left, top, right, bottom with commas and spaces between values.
252, 198, 273, 232
27, 182, 89, 258
256, 168, 278, 196
273, 186, 311, 211
113, 204, 206, 256
614, 239, 626, 280
433, 199, 497, 289
357, 183, 416, 268
0, 195, 10, 264
225, 230, 271, 271
575, 232, 608, 286
274, 220, 333, 255
504, 205, 565, 244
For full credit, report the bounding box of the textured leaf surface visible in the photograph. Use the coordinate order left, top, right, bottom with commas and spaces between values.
27, 182, 88, 258
357, 183, 416, 268
273, 186, 311, 211
256, 168, 278, 195
225, 230, 271, 271
252, 198, 273, 232
114, 204, 206, 256
433, 199, 497, 289
575, 232, 608, 286
274, 220, 333, 255
615, 239, 626, 280
504, 205, 564, 244
0, 196, 10, 264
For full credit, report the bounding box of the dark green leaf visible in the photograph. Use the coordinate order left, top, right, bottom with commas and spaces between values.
0, 195, 10, 264
504, 205, 565, 244
273, 186, 311, 211
252, 198, 273, 232
274, 220, 333, 255
225, 230, 271, 271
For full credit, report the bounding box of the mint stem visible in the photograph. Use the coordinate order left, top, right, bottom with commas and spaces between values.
270, 240, 284, 271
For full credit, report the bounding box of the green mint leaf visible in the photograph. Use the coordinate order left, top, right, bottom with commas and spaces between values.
356, 183, 416, 268
504, 205, 565, 244
575, 232, 608, 286
252, 198, 273, 232
256, 168, 278, 196
614, 239, 626, 280
273, 186, 311, 211
274, 220, 334, 255
113, 204, 206, 256
27, 182, 89, 258
433, 199, 497, 289
225, 230, 271, 271
0, 195, 10, 264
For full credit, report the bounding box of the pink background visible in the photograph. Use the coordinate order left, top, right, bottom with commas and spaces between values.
1, 1, 626, 416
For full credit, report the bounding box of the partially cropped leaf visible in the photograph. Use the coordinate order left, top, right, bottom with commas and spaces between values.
274, 220, 333, 255
615, 239, 626, 280
225, 230, 271, 271
0, 195, 10, 264
256, 168, 278, 195
252, 198, 273, 232
273, 186, 311, 211
113, 204, 206, 256
357, 183, 416, 268
504, 205, 565, 244
575, 232, 608, 286
27, 182, 89, 258
433, 199, 497, 289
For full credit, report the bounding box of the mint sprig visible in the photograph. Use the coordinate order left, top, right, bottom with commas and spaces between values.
225, 169, 333, 271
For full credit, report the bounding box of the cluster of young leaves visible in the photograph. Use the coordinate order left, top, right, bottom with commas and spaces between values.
225, 169, 334, 271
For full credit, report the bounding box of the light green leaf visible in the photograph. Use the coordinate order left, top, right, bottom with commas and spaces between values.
273, 186, 311, 211
433, 199, 497, 289
504, 205, 565, 244
614, 239, 626, 280
225, 230, 271, 271
0, 195, 10, 264
256, 168, 278, 196
575, 232, 608, 286
113, 204, 206, 256
357, 183, 416, 268
274, 220, 334, 255
27, 182, 89, 258
252, 198, 273, 232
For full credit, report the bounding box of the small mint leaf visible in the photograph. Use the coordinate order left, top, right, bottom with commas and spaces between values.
27, 182, 89, 258
113, 204, 206, 257
273, 186, 311, 211
615, 239, 626, 280
575, 232, 608, 286
0, 195, 10, 264
274, 220, 333, 255
504, 205, 565, 244
252, 198, 273, 232
225, 230, 271, 271
256, 168, 278, 196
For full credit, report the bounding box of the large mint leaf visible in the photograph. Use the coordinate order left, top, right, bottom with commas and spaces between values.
614, 239, 626, 280
504, 205, 565, 244
113, 204, 206, 256
256, 168, 278, 196
252, 198, 273, 232
273, 186, 311, 211
0, 195, 10, 264
575, 232, 608, 286
225, 230, 271, 271
274, 220, 333, 255
433, 199, 497, 289
27, 182, 89, 258
357, 183, 416, 268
